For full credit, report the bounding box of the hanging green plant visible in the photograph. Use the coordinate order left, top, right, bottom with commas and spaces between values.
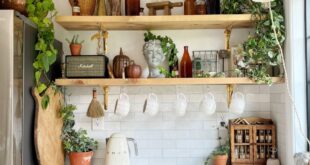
222, 0, 285, 84
26, 0, 58, 94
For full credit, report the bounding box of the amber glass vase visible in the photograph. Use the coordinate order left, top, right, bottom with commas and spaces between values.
125, 0, 140, 15
180, 46, 192, 78
184, 0, 195, 15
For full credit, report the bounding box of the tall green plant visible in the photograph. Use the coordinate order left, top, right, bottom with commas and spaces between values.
222, 0, 285, 84
27, 0, 58, 94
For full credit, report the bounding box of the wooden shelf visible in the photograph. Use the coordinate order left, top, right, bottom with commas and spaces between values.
55, 77, 283, 86
55, 14, 254, 31
234, 143, 250, 146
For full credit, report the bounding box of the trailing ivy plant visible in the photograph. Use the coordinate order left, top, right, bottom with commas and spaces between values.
222, 0, 285, 84
27, 0, 58, 95
144, 31, 178, 77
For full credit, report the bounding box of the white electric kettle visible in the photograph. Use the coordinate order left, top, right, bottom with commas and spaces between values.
105, 133, 138, 165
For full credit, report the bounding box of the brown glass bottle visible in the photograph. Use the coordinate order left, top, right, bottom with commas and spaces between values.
125, 0, 140, 16
180, 46, 192, 77
184, 0, 195, 15
72, 0, 80, 16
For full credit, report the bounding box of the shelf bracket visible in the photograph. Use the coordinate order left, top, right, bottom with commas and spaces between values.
102, 86, 109, 110
224, 26, 232, 52
226, 84, 235, 108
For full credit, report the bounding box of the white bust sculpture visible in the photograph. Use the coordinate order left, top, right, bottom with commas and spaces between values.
143, 40, 165, 78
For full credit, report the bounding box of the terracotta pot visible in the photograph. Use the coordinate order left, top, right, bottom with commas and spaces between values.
69, 151, 93, 165
213, 155, 228, 165
70, 44, 82, 56
126, 60, 141, 78
69, 0, 96, 15
0, 0, 27, 15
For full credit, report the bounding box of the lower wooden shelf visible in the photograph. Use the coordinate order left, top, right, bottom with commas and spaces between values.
55, 77, 283, 86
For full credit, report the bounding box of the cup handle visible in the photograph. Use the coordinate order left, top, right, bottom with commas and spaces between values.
149, 93, 157, 102
235, 92, 245, 100
114, 99, 118, 114
143, 100, 147, 113
121, 92, 129, 101
178, 93, 187, 102
206, 92, 215, 100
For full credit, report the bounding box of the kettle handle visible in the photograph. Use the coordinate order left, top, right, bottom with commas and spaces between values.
127, 138, 138, 156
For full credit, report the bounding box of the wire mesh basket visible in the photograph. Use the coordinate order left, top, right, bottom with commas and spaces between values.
192, 50, 221, 77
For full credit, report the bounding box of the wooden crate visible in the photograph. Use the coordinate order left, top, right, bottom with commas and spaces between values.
230, 118, 276, 165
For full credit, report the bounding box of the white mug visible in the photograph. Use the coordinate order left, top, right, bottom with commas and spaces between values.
229, 92, 245, 114
114, 92, 130, 117
199, 92, 217, 116
143, 93, 159, 116
175, 93, 188, 116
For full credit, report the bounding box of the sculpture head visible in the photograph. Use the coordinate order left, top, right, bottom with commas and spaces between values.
143, 40, 165, 68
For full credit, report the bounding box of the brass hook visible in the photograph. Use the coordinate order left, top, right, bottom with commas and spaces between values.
102, 86, 109, 110
224, 26, 232, 51
227, 84, 235, 108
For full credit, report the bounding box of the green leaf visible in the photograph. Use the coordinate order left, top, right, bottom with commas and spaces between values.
41, 94, 50, 110
33, 61, 40, 69
37, 83, 47, 94
42, 55, 50, 72
35, 71, 41, 84
48, 53, 57, 65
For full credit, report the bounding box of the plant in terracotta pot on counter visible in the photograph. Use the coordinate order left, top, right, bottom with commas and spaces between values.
60, 104, 98, 165
205, 141, 230, 165
66, 35, 85, 56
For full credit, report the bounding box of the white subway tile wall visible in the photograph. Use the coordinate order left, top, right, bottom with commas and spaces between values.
64, 85, 272, 165
270, 84, 287, 165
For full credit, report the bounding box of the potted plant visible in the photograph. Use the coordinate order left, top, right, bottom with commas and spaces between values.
221, 0, 285, 84
60, 104, 98, 165
143, 31, 178, 78
66, 35, 85, 56
205, 142, 230, 165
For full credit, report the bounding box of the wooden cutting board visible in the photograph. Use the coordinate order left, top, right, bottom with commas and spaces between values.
32, 87, 64, 165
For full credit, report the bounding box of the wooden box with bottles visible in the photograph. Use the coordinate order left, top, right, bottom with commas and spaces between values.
229, 118, 276, 165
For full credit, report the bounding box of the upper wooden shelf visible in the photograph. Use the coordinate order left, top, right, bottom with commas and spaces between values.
55, 14, 254, 31
55, 77, 283, 86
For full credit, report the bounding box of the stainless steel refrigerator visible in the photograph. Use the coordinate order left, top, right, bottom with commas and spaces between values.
0, 10, 62, 165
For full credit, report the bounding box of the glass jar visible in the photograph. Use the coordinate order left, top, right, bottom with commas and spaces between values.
260, 146, 265, 159
266, 130, 272, 143
245, 130, 250, 143
234, 147, 239, 159
195, 0, 206, 15
245, 146, 250, 159
236, 130, 243, 143
259, 130, 265, 143
206, 0, 220, 14
239, 146, 245, 159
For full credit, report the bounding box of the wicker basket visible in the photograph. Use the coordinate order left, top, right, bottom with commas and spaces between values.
69, 0, 96, 15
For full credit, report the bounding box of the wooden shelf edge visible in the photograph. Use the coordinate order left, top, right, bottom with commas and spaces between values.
55, 14, 254, 30
55, 77, 284, 86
